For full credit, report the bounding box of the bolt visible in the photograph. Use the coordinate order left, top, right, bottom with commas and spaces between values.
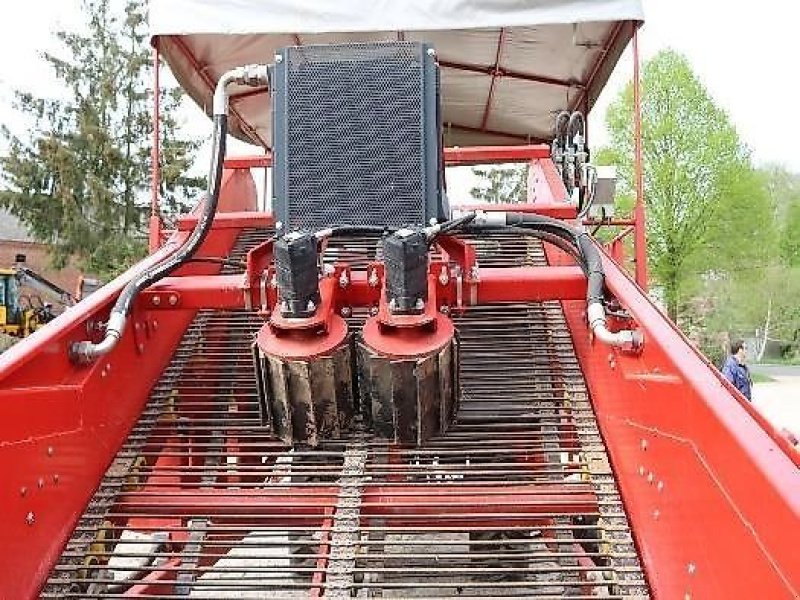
47, 446, 54, 457
687, 562, 696, 575
340, 306, 352, 318
647, 472, 654, 484
653, 509, 660, 520
138, 343, 145, 353
684, 594, 692, 600
657, 481, 664, 492
438, 266, 450, 286
151, 295, 161, 306
20, 486, 27, 497
53, 474, 59, 484
369, 306, 378, 316
25, 512, 34, 526
37, 477, 44, 489
640, 439, 648, 451
152, 320, 158, 330
168, 295, 178, 306
638, 465, 645, 476
440, 305, 450, 315
134, 323, 141, 330
368, 270, 379, 288
270, 273, 278, 288
339, 271, 349, 288
307, 300, 316, 312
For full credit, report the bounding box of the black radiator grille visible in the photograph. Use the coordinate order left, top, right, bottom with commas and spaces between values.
274, 42, 438, 230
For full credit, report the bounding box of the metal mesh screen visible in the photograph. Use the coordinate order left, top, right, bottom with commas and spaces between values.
276, 42, 434, 229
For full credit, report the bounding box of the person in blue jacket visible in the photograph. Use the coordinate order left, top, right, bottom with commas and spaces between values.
721, 339, 752, 400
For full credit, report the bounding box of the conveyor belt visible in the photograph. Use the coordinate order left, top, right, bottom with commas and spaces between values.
42, 230, 648, 598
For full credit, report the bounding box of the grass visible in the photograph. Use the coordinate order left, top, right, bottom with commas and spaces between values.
751, 372, 776, 384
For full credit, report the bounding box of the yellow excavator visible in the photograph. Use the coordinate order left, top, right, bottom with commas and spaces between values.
0, 254, 100, 338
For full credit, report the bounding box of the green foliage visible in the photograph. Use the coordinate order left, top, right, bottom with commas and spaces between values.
470, 164, 528, 203
782, 202, 800, 266
0, 0, 202, 279
600, 49, 774, 320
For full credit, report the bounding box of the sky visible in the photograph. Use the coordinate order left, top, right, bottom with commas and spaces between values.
0, 0, 798, 204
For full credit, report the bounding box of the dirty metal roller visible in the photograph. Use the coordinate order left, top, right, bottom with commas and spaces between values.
359, 227, 459, 445
254, 230, 354, 445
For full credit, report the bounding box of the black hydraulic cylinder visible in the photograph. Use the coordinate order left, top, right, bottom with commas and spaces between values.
275, 231, 320, 318
383, 228, 428, 314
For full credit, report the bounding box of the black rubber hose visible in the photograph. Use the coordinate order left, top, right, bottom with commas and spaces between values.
114, 114, 228, 317
436, 211, 477, 236
555, 110, 571, 146
326, 225, 397, 237
576, 232, 604, 305
568, 111, 586, 143
464, 225, 586, 273
465, 215, 606, 305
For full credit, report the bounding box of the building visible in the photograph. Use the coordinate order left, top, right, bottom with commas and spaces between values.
0, 208, 83, 298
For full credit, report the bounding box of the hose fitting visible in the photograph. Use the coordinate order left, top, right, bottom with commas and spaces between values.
588, 302, 643, 353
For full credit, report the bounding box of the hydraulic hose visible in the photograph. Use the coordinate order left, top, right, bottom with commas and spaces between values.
70, 64, 269, 365
315, 225, 398, 239
568, 111, 586, 145
554, 111, 571, 147
464, 211, 642, 352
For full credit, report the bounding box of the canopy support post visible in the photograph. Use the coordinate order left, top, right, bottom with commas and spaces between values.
632, 24, 648, 290
149, 45, 162, 252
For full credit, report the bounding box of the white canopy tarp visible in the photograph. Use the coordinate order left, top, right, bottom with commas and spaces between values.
150, 0, 643, 148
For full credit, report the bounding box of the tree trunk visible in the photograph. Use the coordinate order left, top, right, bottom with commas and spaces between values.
664, 274, 679, 322
757, 297, 772, 362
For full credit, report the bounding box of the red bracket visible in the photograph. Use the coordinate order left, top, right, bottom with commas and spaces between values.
268, 276, 339, 336
243, 237, 276, 313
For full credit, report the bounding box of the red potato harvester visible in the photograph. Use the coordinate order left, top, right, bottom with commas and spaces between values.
0, 1, 798, 599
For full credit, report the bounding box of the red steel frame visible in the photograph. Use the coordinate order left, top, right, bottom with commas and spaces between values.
2, 147, 798, 598
2, 24, 798, 600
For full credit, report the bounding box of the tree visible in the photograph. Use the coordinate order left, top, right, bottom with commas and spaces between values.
470, 164, 528, 203
0, 0, 202, 279
600, 49, 773, 320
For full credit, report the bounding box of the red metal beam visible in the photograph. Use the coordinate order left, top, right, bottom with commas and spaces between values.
229, 86, 269, 104
223, 154, 272, 169
632, 26, 649, 290
439, 60, 577, 90
583, 218, 636, 227
550, 241, 800, 598
165, 36, 267, 147
141, 265, 586, 312
124, 558, 180, 596
115, 483, 597, 518
460, 202, 576, 219
444, 144, 550, 165
140, 275, 244, 311
149, 46, 162, 252
176, 211, 274, 231
570, 21, 627, 114
477, 266, 585, 303
446, 122, 543, 143
480, 28, 507, 131
224, 145, 555, 170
